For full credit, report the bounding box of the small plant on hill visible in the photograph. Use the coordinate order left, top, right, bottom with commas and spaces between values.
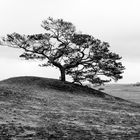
133, 82, 140, 86
98, 87, 105, 91
2, 17, 125, 86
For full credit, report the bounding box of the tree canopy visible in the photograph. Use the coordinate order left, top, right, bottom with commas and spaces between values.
2, 17, 125, 85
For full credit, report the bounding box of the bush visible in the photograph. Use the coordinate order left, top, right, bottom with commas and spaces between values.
133, 82, 140, 86
98, 87, 105, 91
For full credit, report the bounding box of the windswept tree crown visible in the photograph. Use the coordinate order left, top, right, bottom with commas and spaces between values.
2, 17, 125, 85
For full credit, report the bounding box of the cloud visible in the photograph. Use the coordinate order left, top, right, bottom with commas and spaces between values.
0, 57, 59, 81
119, 61, 140, 83
0, 0, 140, 83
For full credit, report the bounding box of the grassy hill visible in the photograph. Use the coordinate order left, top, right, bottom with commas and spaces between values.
0, 76, 140, 139
98, 84, 140, 103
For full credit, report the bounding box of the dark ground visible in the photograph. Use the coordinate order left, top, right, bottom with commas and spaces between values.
0, 76, 140, 140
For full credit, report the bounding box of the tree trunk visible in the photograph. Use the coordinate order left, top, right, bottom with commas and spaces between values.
60, 68, 66, 82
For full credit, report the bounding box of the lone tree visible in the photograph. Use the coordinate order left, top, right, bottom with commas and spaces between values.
2, 17, 125, 85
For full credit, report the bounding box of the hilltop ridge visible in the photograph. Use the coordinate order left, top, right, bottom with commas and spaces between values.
0, 76, 127, 101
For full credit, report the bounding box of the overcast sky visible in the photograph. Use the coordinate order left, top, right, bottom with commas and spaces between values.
0, 0, 140, 83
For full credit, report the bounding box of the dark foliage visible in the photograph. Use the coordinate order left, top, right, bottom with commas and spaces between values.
2, 17, 125, 85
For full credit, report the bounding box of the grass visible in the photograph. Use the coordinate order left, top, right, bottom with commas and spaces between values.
97, 84, 140, 103
0, 76, 140, 139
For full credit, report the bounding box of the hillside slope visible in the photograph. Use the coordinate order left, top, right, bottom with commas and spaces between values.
0, 76, 140, 139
